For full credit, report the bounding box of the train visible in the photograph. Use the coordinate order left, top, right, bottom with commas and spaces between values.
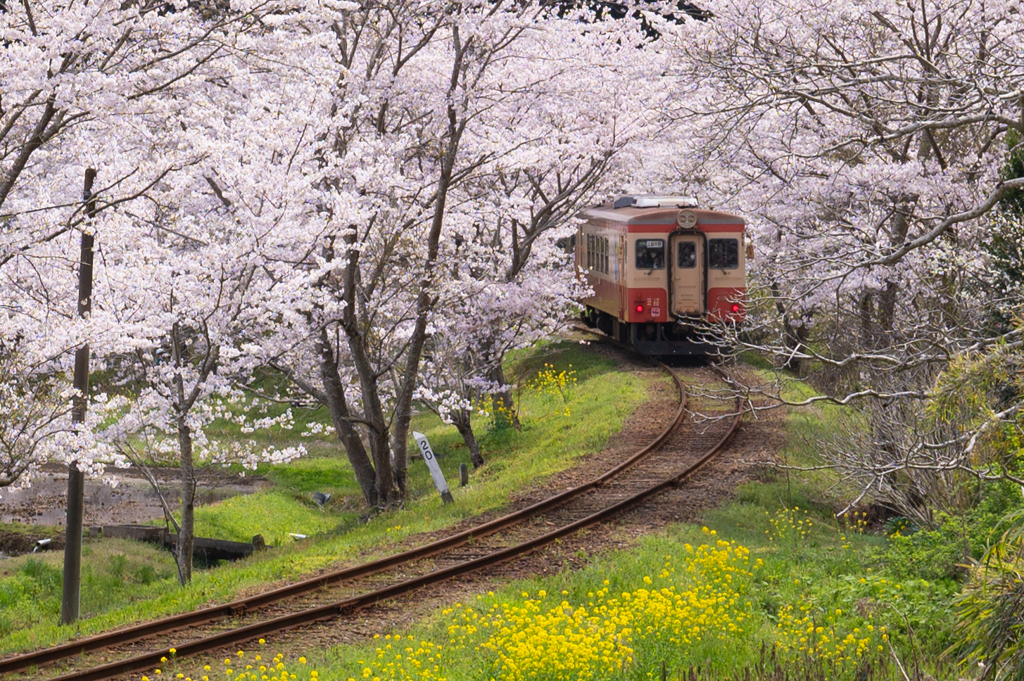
575, 195, 747, 356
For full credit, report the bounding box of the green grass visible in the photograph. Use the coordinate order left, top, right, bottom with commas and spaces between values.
0, 539, 178, 642
0, 340, 654, 656
192, 455, 366, 545
258, 455, 360, 495
193, 490, 348, 546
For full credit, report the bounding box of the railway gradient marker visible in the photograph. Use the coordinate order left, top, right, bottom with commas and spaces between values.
413, 432, 454, 504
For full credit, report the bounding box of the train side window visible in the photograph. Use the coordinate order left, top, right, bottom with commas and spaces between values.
585, 234, 612, 273
677, 242, 697, 268
635, 239, 665, 270
708, 238, 739, 269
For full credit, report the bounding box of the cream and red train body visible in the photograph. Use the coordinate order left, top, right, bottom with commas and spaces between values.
576, 195, 747, 356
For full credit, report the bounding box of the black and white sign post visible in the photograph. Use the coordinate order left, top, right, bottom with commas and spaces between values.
412, 432, 453, 504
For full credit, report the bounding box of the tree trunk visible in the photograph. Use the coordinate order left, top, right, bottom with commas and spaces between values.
389, 31, 471, 494
176, 417, 196, 586
340, 236, 399, 507
772, 282, 809, 373
317, 328, 379, 507
452, 408, 484, 468
367, 423, 397, 506
486, 361, 519, 430
343, 327, 398, 506
877, 279, 899, 344
857, 291, 877, 350
167, 320, 217, 586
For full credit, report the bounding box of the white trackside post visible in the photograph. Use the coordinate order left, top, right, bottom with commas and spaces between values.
412, 432, 454, 504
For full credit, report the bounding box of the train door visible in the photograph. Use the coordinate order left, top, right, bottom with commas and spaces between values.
669, 233, 704, 317
617, 233, 627, 318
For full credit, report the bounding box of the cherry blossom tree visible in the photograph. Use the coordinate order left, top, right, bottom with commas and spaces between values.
0, 0, 273, 492
0, 0, 316, 582
93, 213, 308, 583
0, 0, 669, 527
651, 0, 1024, 518
0, 0, 258, 267
238, 0, 661, 507
414, 183, 600, 456
667, 0, 1024, 356
415, 237, 586, 466
0, 346, 75, 490
79, 26, 337, 580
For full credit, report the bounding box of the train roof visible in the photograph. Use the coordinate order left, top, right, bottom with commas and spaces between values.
581, 196, 744, 226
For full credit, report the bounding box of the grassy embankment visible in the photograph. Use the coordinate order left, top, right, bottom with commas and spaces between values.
0, 341, 653, 655
165, 373, 966, 681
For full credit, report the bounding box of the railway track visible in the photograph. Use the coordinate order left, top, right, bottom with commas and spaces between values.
1, 345, 742, 681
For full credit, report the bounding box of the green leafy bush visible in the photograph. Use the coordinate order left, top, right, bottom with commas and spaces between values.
884, 527, 967, 582
953, 516, 1024, 680
883, 481, 1024, 582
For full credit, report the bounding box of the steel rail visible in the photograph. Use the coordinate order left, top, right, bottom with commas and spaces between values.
47, 372, 741, 681
0, 345, 686, 677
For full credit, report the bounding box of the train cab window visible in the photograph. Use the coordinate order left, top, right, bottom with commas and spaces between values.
708, 238, 739, 269
635, 239, 665, 270
557, 233, 577, 254
677, 242, 697, 268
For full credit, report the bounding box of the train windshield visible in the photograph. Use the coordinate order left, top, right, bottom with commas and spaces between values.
635, 239, 665, 270
708, 238, 740, 269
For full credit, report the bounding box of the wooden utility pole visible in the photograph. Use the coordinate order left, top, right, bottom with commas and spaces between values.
61, 167, 97, 626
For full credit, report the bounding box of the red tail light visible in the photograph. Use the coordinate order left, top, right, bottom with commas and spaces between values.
635, 304, 644, 313
731, 303, 740, 313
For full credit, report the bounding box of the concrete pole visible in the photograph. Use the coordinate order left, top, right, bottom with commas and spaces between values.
61, 168, 96, 626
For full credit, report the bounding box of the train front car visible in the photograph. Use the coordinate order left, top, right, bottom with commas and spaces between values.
576, 195, 746, 356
